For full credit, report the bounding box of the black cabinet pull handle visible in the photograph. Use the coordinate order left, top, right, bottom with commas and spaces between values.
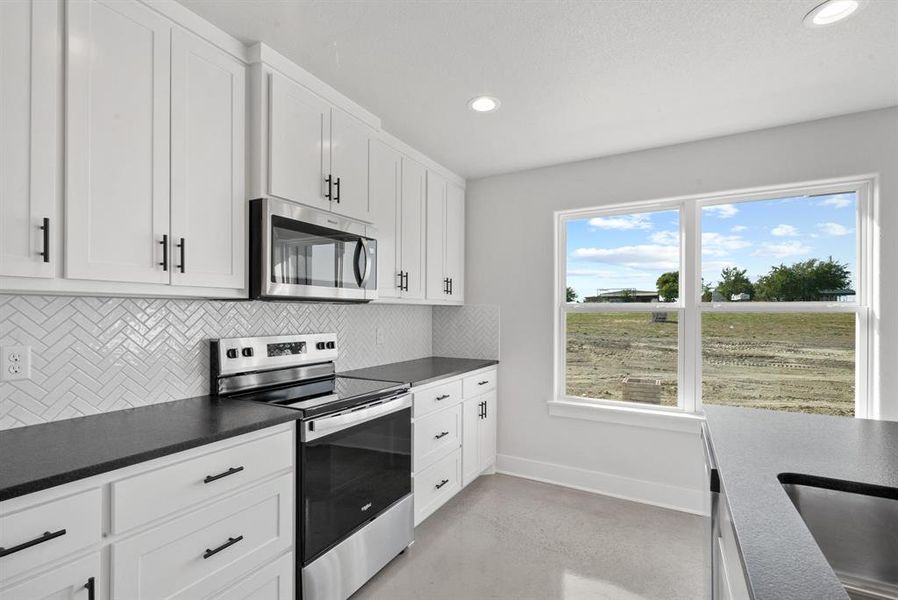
84, 577, 96, 600
403, 271, 409, 291
325, 175, 333, 201
479, 401, 486, 419
334, 177, 341, 203
203, 535, 243, 559
435, 394, 450, 401
203, 465, 244, 484
435, 479, 449, 490
484, 400, 488, 419
478, 380, 489, 386
159, 234, 168, 271
39, 217, 50, 263
176, 237, 186, 273
449, 278, 453, 295
0, 529, 66, 558
397, 271, 404, 291
434, 431, 449, 439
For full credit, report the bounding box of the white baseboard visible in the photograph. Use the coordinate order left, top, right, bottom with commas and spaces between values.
495, 453, 708, 516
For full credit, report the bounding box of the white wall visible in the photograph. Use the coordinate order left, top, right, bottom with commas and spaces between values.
465, 107, 898, 513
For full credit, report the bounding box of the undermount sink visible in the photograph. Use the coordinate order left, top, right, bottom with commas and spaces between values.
780, 478, 898, 600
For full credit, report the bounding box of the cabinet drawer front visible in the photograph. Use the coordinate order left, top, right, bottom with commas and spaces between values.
414, 405, 461, 472
463, 369, 496, 398
111, 428, 293, 533
0, 488, 102, 583
413, 379, 462, 418
113, 474, 293, 600
413, 448, 462, 525
212, 552, 293, 600
0, 551, 102, 600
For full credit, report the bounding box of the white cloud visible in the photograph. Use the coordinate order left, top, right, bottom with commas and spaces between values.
567, 269, 617, 278
819, 195, 852, 209
817, 222, 851, 236
701, 232, 752, 256
752, 241, 812, 259
730, 225, 748, 233
587, 214, 651, 230
650, 230, 679, 245
703, 204, 739, 219
572, 245, 679, 270
771, 224, 799, 237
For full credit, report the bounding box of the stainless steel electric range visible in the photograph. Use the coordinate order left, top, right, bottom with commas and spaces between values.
210, 333, 412, 600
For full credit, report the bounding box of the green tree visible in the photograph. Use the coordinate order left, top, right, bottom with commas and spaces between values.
656, 271, 679, 302
701, 280, 712, 302
715, 267, 754, 301
566, 286, 578, 303
755, 258, 850, 301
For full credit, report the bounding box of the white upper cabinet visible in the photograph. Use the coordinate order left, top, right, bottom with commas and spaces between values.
65, 0, 171, 284
267, 72, 331, 212
370, 139, 401, 299
0, 0, 59, 279
330, 108, 372, 222
426, 171, 464, 303
170, 29, 246, 290
399, 157, 427, 300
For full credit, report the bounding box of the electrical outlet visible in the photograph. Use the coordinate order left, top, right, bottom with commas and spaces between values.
1, 345, 31, 381
375, 327, 385, 345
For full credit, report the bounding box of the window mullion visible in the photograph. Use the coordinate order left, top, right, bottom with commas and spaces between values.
682, 201, 700, 413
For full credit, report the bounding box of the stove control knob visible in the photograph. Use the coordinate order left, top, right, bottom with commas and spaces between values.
226, 348, 238, 359
241, 347, 254, 357
326, 341, 336, 350
316, 342, 326, 350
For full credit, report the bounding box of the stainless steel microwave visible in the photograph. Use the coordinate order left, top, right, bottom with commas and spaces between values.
249, 198, 377, 302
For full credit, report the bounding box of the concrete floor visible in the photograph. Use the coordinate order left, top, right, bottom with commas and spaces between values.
352, 474, 706, 600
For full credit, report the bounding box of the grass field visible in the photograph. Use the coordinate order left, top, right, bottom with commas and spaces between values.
565, 311, 855, 416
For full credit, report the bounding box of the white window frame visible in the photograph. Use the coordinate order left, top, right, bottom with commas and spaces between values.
552, 175, 879, 424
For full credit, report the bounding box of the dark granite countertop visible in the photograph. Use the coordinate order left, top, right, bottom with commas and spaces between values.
0, 396, 302, 502
339, 356, 498, 387
703, 406, 898, 600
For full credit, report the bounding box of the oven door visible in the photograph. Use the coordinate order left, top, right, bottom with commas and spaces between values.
250, 197, 377, 301
300, 395, 412, 565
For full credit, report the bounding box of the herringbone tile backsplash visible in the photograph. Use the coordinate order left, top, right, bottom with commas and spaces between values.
0, 295, 435, 430
433, 305, 500, 360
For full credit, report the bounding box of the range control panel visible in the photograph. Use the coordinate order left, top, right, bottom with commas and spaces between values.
212, 333, 337, 376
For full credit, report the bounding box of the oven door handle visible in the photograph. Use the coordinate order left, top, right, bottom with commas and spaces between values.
302, 394, 411, 442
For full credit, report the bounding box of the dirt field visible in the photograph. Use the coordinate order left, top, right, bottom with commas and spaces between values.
565, 311, 855, 416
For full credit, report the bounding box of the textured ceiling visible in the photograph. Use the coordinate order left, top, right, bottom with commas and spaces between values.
176, 0, 898, 179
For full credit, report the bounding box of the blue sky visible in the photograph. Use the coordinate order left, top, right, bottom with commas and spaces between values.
566, 192, 857, 301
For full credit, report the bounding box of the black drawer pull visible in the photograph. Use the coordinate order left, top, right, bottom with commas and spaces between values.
84, 576, 96, 600
203, 535, 243, 559
203, 466, 244, 484
435, 394, 450, 401
478, 380, 489, 385
435, 479, 449, 490
434, 431, 449, 439
0, 528, 66, 558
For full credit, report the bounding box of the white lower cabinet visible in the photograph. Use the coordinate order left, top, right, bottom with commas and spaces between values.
414, 449, 462, 525
0, 423, 296, 600
0, 552, 101, 600
462, 390, 497, 487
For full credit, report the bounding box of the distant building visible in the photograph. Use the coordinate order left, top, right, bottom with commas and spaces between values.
584, 289, 659, 303
731, 292, 751, 302
819, 289, 856, 302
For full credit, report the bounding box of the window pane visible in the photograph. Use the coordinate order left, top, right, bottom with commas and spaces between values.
702, 313, 855, 416
566, 312, 678, 406
566, 209, 680, 304
700, 193, 857, 302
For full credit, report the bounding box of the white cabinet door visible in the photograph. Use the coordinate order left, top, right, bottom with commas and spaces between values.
267, 72, 330, 212
461, 397, 481, 487
370, 139, 401, 299
0, 552, 101, 600
65, 0, 171, 284
399, 157, 426, 300
445, 182, 465, 302
425, 170, 447, 301
170, 29, 245, 290
330, 108, 371, 222
478, 390, 497, 473
0, 0, 59, 279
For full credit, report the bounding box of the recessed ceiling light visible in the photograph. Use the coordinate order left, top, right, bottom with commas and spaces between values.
468, 96, 500, 113
803, 0, 863, 27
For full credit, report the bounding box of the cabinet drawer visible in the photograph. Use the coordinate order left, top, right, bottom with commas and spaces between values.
111, 428, 293, 533
413, 379, 462, 418
0, 488, 102, 583
414, 405, 461, 472
463, 369, 496, 398
414, 448, 462, 526
113, 474, 293, 600
212, 552, 293, 600
0, 551, 102, 599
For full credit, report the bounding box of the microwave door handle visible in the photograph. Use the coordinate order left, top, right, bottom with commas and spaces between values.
355, 239, 371, 288
302, 394, 411, 442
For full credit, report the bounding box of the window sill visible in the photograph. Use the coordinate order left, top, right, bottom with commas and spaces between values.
548, 399, 705, 434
